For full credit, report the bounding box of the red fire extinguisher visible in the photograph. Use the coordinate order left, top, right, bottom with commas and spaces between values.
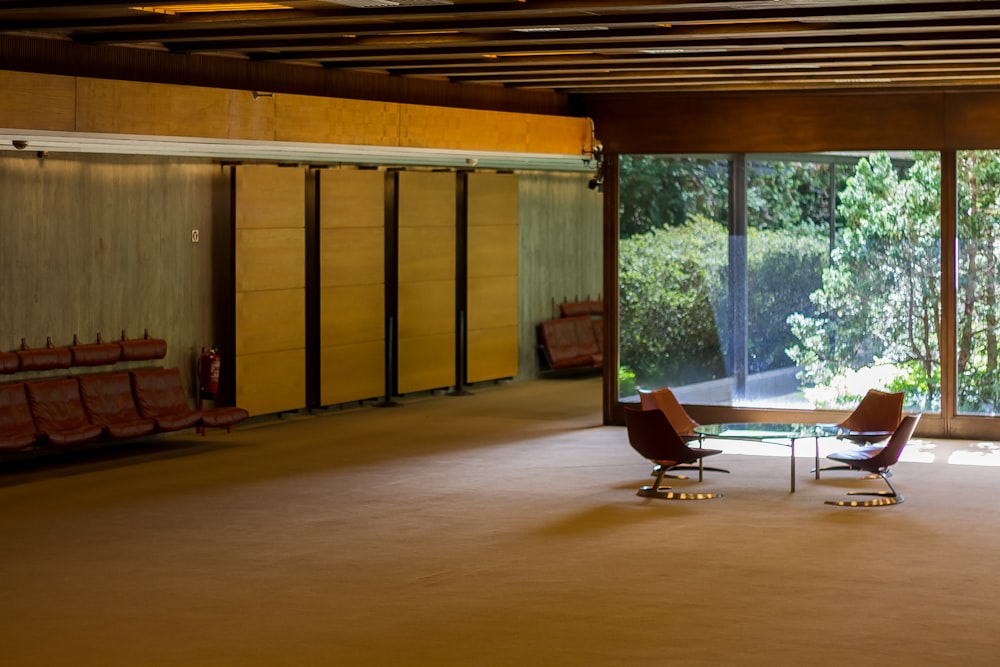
198, 346, 221, 400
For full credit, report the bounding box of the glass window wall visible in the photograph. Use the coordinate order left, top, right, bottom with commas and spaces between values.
957, 150, 1000, 416
619, 151, 940, 413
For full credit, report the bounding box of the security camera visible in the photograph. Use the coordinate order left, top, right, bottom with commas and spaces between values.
588, 178, 602, 191
12, 140, 27, 150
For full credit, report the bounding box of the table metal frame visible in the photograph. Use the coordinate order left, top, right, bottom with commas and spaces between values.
694, 423, 824, 492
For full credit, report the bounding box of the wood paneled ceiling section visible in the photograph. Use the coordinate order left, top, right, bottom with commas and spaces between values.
5, 0, 1000, 99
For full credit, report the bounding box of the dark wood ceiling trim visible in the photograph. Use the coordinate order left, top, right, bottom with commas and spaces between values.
0, 34, 575, 117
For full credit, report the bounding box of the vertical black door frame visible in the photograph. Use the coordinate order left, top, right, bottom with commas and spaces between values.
451, 170, 471, 396
304, 168, 321, 409
376, 169, 401, 407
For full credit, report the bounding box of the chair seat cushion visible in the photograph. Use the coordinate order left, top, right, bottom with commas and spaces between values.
829, 446, 883, 463
0, 432, 38, 452
46, 424, 105, 447
153, 410, 202, 432
201, 407, 249, 428
104, 419, 157, 439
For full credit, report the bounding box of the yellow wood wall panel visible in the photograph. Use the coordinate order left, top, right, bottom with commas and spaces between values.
235, 289, 305, 356
0, 71, 76, 131
526, 115, 593, 155
467, 327, 518, 384
76, 78, 233, 138
398, 105, 516, 152
235, 229, 305, 292
320, 341, 385, 406
398, 333, 455, 395
468, 277, 518, 329
221, 90, 277, 141
468, 226, 518, 278
320, 170, 386, 229
235, 166, 305, 229
276, 94, 400, 146
3, 71, 590, 156
320, 228, 384, 287
321, 285, 384, 347
236, 349, 306, 417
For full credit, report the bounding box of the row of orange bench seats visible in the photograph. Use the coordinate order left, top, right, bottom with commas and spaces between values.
1, 331, 247, 454
0, 368, 249, 453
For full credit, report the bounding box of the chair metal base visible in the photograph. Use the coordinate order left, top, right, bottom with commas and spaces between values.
811, 464, 880, 480
637, 486, 722, 500
826, 472, 902, 506
650, 464, 731, 481
825, 491, 902, 507
812, 464, 853, 473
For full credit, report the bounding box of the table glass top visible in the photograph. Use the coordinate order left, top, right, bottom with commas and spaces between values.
695, 422, 823, 439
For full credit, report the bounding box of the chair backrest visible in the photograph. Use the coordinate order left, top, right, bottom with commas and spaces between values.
638, 387, 699, 435
78, 372, 141, 424
624, 408, 691, 461
0, 383, 36, 438
869, 413, 921, 471
24, 378, 91, 432
839, 388, 904, 433
130, 368, 191, 418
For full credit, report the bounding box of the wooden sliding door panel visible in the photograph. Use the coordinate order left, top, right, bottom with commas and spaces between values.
398, 226, 456, 280
398, 280, 455, 338
468, 327, 519, 384
235, 349, 306, 418
397, 171, 456, 394
320, 285, 384, 347
468, 225, 518, 278
235, 165, 305, 229
468, 276, 518, 329
234, 164, 306, 416
235, 228, 306, 292
466, 172, 518, 383
321, 341, 385, 406
319, 169, 385, 406
236, 290, 306, 356
321, 227, 383, 287
397, 334, 455, 395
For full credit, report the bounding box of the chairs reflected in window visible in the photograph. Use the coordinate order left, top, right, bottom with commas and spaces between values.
624, 408, 724, 500
824, 413, 921, 507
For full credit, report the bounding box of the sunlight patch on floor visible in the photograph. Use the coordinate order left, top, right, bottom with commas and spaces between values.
947, 441, 1000, 466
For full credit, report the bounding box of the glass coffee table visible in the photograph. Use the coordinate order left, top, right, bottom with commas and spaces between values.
694, 422, 825, 492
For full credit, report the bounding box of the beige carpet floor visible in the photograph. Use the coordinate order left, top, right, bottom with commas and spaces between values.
3, 375, 1000, 666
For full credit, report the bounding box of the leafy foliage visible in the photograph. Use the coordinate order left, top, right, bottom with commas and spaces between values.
787, 152, 942, 410
619, 217, 826, 388
619, 150, 1000, 414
